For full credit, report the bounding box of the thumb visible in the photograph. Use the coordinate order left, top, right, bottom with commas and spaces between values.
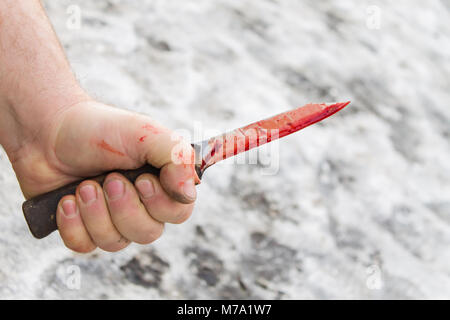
99, 105, 200, 204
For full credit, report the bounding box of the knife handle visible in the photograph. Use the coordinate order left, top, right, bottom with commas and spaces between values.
22, 164, 160, 239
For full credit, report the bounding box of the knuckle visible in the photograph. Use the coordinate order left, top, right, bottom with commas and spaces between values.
99, 241, 129, 252
68, 241, 96, 253
88, 229, 112, 243
112, 207, 139, 224
61, 230, 80, 245
172, 207, 193, 224
135, 223, 164, 244
61, 230, 96, 253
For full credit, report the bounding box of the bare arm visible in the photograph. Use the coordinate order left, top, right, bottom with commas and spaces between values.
0, 0, 198, 253
0, 0, 89, 157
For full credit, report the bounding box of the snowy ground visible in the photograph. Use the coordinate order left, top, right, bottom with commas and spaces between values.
0, 0, 449, 299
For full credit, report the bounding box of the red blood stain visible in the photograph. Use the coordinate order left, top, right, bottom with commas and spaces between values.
241, 102, 350, 139
188, 149, 201, 184
139, 135, 147, 142
142, 124, 162, 134
97, 140, 125, 156
198, 101, 350, 171
179, 148, 201, 184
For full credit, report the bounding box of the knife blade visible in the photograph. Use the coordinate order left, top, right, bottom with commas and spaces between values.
193, 101, 350, 178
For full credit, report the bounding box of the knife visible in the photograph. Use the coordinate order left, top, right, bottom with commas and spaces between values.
23, 101, 350, 239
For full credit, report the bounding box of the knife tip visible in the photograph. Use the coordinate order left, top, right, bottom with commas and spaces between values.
334, 100, 351, 108
327, 101, 351, 113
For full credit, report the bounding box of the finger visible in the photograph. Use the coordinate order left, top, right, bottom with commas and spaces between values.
135, 173, 195, 224
103, 172, 164, 244
56, 195, 97, 253
76, 180, 130, 252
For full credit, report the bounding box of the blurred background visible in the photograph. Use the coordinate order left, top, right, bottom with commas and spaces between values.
0, 0, 449, 299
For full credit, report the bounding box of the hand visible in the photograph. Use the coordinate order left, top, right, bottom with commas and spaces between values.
0, 0, 198, 253
9, 99, 199, 252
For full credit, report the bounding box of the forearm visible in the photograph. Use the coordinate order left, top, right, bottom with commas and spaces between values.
0, 0, 89, 157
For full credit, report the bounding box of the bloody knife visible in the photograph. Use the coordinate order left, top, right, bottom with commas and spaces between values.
23, 101, 350, 239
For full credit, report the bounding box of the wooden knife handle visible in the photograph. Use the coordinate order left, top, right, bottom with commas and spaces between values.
22, 164, 160, 239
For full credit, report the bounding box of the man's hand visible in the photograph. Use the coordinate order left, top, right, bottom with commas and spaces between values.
11, 99, 198, 252
0, 1, 198, 252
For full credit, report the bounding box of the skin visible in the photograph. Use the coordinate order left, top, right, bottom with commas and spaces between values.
0, 1, 197, 253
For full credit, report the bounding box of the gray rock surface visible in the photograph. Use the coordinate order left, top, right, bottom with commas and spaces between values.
0, 0, 449, 299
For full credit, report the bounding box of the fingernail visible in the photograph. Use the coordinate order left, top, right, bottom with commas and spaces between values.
105, 179, 125, 200
61, 199, 77, 218
183, 178, 196, 200
136, 179, 155, 199
80, 185, 97, 204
